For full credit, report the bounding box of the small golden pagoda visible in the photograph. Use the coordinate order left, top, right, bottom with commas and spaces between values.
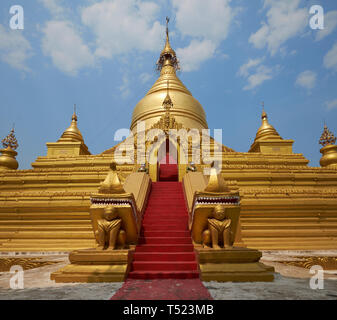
0, 19, 336, 259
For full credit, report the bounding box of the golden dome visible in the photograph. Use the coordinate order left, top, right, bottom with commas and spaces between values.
253, 110, 282, 142
130, 20, 208, 132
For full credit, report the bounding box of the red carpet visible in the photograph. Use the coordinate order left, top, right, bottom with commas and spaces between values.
110, 279, 212, 300
128, 181, 199, 279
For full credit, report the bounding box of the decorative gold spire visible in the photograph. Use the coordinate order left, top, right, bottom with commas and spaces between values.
254, 107, 282, 142
204, 168, 230, 193
162, 80, 173, 111
0, 126, 19, 171
156, 17, 180, 72
58, 104, 84, 142
1, 127, 18, 150
130, 17, 208, 132
319, 124, 336, 147
98, 162, 126, 194
151, 80, 182, 132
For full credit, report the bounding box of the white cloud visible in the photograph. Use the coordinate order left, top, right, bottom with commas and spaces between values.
315, 10, 337, 41
173, 0, 234, 71
243, 65, 274, 90
177, 40, 216, 72
237, 57, 276, 90
139, 72, 152, 84
323, 42, 337, 72
237, 57, 265, 77
325, 98, 337, 111
0, 25, 32, 71
38, 0, 66, 17
81, 0, 164, 58
119, 75, 131, 99
41, 20, 94, 75
249, 0, 307, 55
172, 0, 233, 42
295, 70, 316, 90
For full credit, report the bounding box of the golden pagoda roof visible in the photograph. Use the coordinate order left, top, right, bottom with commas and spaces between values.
130, 18, 208, 132
253, 109, 282, 142
58, 108, 84, 143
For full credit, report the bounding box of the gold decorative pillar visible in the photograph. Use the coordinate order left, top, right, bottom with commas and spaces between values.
319, 125, 337, 168
0, 128, 19, 171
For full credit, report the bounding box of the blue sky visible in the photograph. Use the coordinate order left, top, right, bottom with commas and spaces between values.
0, 0, 337, 169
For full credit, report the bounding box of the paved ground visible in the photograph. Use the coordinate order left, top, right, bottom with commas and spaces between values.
0, 251, 336, 300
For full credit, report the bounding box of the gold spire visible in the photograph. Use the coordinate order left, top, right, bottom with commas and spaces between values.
130, 17, 208, 132
58, 104, 84, 142
319, 124, 337, 168
254, 107, 282, 142
156, 17, 180, 72
319, 124, 336, 147
204, 168, 230, 193
1, 126, 18, 150
0, 126, 19, 170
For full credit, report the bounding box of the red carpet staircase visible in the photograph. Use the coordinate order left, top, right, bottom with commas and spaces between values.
128, 154, 199, 279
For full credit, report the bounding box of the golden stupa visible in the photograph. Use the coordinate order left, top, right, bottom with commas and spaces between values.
131, 21, 207, 132
0, 18, 337, 259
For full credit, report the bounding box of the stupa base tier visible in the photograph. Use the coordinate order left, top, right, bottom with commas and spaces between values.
51, 248, 132, 283
196, 247, 274, 282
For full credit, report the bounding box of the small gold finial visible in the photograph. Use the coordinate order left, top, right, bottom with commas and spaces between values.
72, 104, 77, 121
0, 125, 19, 170
2, 127, 19, 150
261, 102, 267, 120
319, 124, 336, 147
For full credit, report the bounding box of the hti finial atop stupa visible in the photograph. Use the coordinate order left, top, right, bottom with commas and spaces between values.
156, 17, 180, 72
1, 126, 18, 150
0, 125, 19, 171
58, 104, 84, 142
319, 124, 336, 147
